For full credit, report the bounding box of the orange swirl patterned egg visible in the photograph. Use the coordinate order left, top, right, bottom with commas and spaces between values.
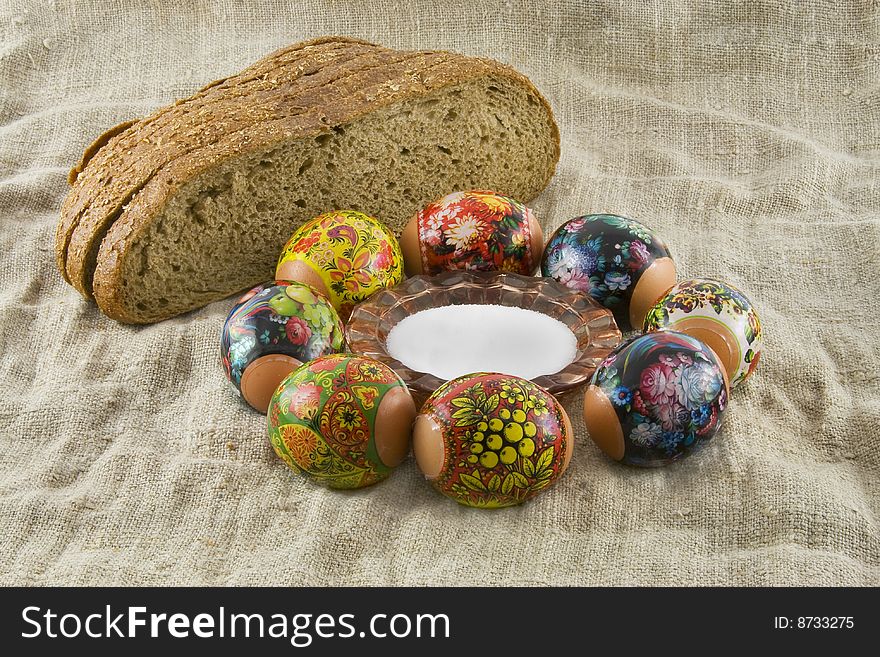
276, 211, 404, 318
413, 373, 573, 508
400, 190, 544, 276
268, 354, 416, 489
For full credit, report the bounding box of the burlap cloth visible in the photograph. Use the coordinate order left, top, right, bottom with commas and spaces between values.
0, 0, 877, 586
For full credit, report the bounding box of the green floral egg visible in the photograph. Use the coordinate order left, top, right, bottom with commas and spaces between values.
268, 354, 416, 489
643, 278, 763, 389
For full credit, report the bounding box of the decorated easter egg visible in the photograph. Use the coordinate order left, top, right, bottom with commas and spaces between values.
400, 190, 543, 276
276, 210, 404, 318
268, 354, 417, 489
413, 373, 573, 508
643, 278, 763, 389
583, 331, 729, 467
541, 214, 676, 330
220, 281, 345, 413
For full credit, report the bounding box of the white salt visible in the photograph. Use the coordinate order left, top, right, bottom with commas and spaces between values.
385, 304, 577, 381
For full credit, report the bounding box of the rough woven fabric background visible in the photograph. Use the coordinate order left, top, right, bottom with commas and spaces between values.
1, 0, 878, 586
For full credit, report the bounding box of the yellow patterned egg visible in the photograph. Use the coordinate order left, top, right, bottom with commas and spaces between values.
276, 211, 404, 318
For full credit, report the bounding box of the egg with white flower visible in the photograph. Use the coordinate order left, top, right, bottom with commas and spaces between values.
400, 190, 543, 276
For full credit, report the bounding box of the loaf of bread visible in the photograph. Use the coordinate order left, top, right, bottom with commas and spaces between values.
56, 36, 559, 323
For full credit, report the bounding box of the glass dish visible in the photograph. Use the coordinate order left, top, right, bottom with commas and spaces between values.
346, 270, 622, 404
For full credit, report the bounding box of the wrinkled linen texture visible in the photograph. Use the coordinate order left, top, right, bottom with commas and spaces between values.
0, 0, 877, 585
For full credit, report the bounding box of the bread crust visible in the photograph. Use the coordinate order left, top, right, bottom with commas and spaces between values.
57, 36, 560, 323
60, 36, 371, 295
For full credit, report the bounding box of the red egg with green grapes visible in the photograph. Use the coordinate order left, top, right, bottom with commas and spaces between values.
413, 372, 573, 508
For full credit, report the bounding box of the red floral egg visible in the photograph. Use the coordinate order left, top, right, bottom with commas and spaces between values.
400, 190, 543, 276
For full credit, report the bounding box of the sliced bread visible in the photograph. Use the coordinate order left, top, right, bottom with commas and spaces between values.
56, 36, 560, 324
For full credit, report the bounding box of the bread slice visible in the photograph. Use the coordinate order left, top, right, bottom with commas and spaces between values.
56, 36, 559, 324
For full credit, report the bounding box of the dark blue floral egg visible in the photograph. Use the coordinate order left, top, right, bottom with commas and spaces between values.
583, 331, 729, 466
540, 214, 676, 329
220, 281, 345, 413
